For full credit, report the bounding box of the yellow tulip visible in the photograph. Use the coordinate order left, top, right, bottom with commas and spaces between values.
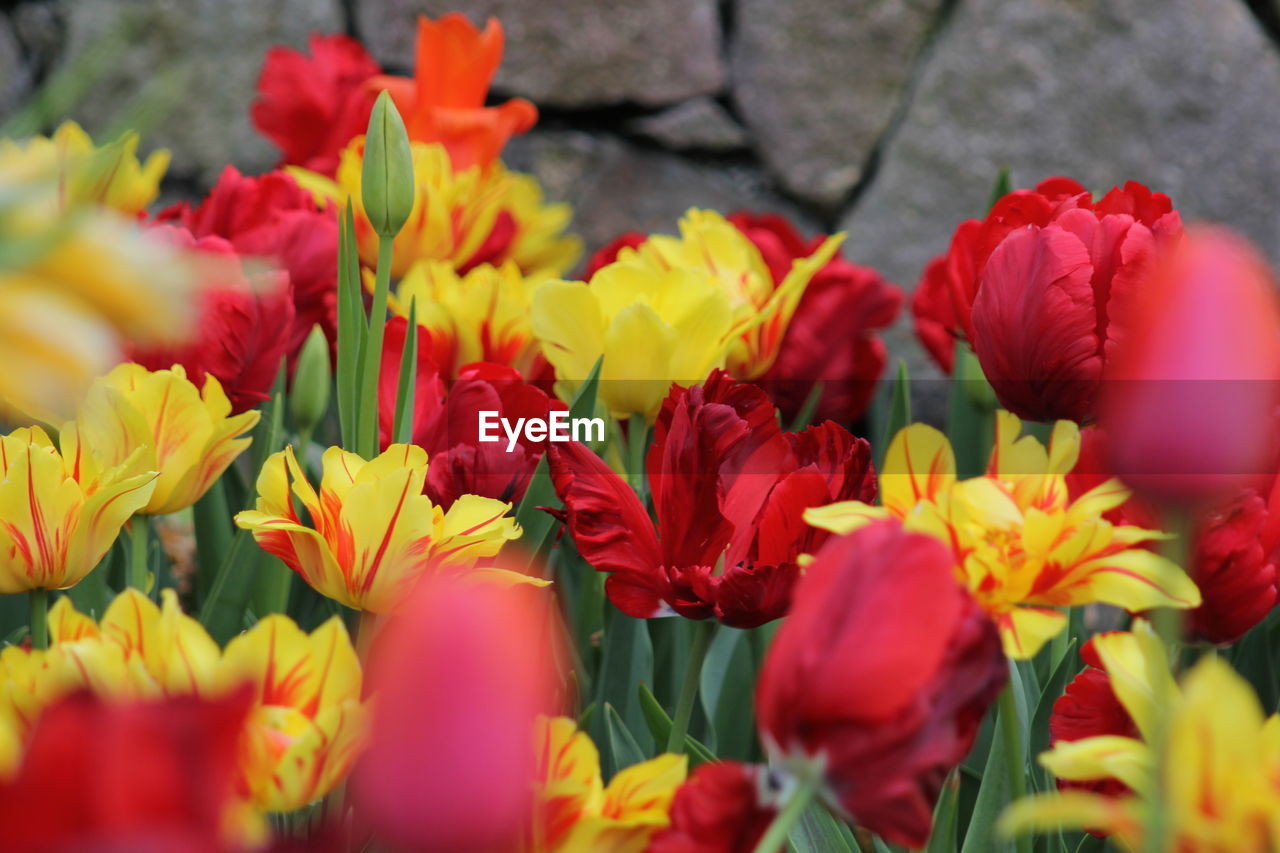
532, 209, 840, 419
0, 121, 169, 216
220, 615, 368, 811
1000, 621, 1280, 851
72, 363, 259, 515
291, 137, 580, 280
533, 716, 687, 852
235, 443, 531, 613
0, 426, 157, 593
806, 412, 1201, 658
383, 258, 547, 377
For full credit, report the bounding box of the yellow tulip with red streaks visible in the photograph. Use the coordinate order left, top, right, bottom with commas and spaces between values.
235, 443, 532, 613
806, 412, 1200, 658
72, 363, 259, 515
533, 716, 687, 853
0, 425, 156, 593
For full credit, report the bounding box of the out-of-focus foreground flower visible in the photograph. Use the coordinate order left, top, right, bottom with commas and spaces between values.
645, 761, 779, 853
1001, 621, 1280, 851
756, 520, 1007, 848
807, 412, 1201, 657
547, 370, 875, 628
235, 443, 530, 613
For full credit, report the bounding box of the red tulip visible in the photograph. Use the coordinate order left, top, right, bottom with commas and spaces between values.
912, 177, 1092, 373
970, 182, 1182, 422
547, 370, 876, 628
755, 520, 1006, 847
729, 212, 902, 425
251, 33, 381, 177
131, 226, 294, 414
646, 761, 778, 853
0, 689, 252, 853
584, 231, 647, 279
377, 316, 566, 509
351, 577, 562, 853
159, 166, 339, 362
1102, 226, 1280, 505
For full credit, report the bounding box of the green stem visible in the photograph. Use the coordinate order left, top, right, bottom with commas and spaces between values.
626, 415, 649, 502
752, 776, 818, 853
997, 682, 1032, 853
357, 237, 395, 459
666, 619, 715, 753
28, 588, 48, 650
127, 517, 149, 592
356, 611, 379, 664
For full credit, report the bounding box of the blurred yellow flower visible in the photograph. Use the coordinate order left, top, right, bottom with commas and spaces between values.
0, 426, 156, 593
0, 591, 368, 812
72, 363, 259, 515
533, 716, 687, 852
382, 258, 547, 377
1000, 621, 1280, 852
532, 209, 839, 419
0, 121, 169, 216
235, 443, 532, 613
806, 412, 1200, 658
292, 137, 580, 280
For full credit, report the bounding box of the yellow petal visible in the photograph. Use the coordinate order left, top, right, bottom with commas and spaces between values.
999, 607, 1067, 660
880, 424, 956, 518
1039, 735, 1152, 792
1091, 622, 1177, 744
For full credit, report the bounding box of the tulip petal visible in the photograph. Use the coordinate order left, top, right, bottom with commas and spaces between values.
880, 424, 956, 518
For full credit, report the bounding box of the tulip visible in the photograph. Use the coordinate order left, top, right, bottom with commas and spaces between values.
290, 324, 333, 438
130, 226, 294, 415
361, 90, 415, 238
0, 689, 252, 853
235, 443, 529, 613
547, 369, 876, 628
377, 319, 565, 508
1102, 226, 1280, 505
158, 165, 340, 360
0, 426, 157, 594
531, 715, 688, 852
646, 761, 779, 853
220, 615, 368, 811
807, 412, 1201, 658
73, 363, 259, 515
351, 578, 562, 852
755, 520, 1007, 848
252, 33, 382, 176
1002, 622, 1280, 851
730, 211, 902, 425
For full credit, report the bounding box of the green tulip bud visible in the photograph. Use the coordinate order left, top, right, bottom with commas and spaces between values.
291, 324, 332, 435
361, 90, 415, 238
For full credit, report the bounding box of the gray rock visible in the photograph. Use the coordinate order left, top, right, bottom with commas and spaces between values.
626, 97, 750, 152
503, 130, 816, 271
730, 0, 945, 209
841, 0, 1280, 306
356, 0, 726, 107
61, 0, 344, 184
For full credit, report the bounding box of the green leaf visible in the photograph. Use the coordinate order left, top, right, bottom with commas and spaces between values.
924, 773, 961, 853
946, 342, 996, 479
698, 627, 756, 760
604, 703, 646, 772
789, 381, 825, 432
391, 299, 419, 445
335, 203, 363, 448
591, 608, 654, 777
637, 682, 715, 765
877, 360, 911, 469
789, 804, 859, 853
191, 475, 232, 605
1030, 638, 1079, 792
986, 167, 1013, 212
960, 712, 1013, 853
513, 357, 602, 570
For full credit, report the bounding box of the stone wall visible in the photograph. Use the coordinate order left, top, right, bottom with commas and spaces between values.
4, 0, 1280, 374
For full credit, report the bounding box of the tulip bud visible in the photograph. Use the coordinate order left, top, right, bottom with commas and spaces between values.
290, 324, 331, 435
361, 90, 415, 238
1102, 226, 1280, 506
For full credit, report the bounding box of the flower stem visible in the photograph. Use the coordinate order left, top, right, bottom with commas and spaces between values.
626, 415, 649, 501
666, 619, 716, 753
752, 775, 817, 853
127, 517, 149, 592
997, 681, 1033, 853
357, 237, 395, 460
28, 588, 48, 650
